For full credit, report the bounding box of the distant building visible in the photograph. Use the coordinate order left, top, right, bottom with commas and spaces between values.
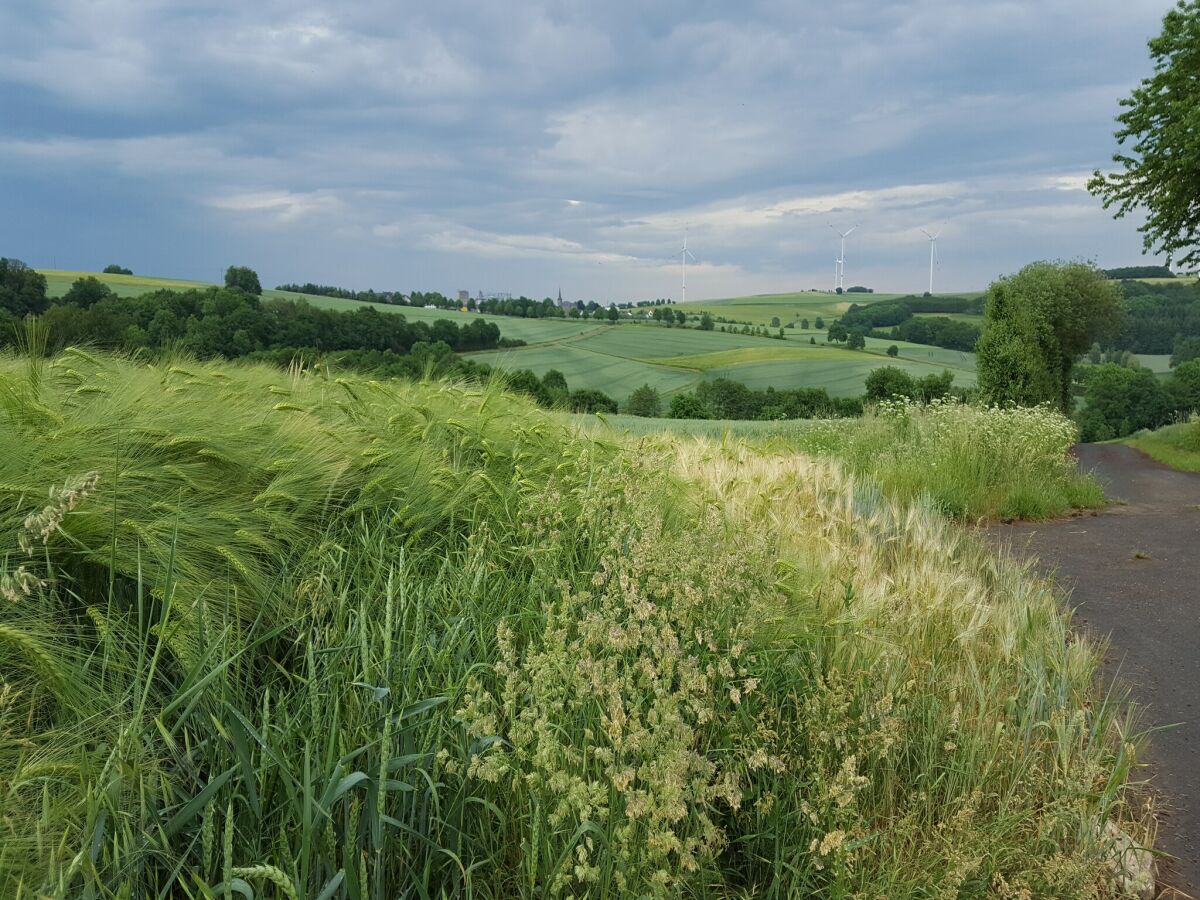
457, 290, 469, 303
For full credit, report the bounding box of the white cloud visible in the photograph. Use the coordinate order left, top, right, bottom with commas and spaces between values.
207, 190, 344, 224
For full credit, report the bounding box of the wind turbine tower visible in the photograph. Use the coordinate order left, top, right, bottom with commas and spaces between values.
921, 226, 943, 294
830, 224, 858, 291
679, 230, 697, 303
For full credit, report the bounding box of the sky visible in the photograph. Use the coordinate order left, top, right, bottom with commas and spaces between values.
0, 0, 1177, 302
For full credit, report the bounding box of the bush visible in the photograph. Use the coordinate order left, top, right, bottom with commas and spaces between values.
623, 383, 662, 417
102, 264, 133, 275
669, 392, 712, 419
886, 345, 899, 357
569, 388, 619, 414
1076, 364, 1174, 440
865, 366, 916, 401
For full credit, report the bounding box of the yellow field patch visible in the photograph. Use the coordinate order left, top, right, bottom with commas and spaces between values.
648, 345, 850, 370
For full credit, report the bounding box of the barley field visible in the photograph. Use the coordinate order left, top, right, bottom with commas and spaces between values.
0, 349, 1145, 898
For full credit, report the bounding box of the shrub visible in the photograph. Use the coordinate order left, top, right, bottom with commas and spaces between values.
569, 388, 619, 414
623, 383, 662, 417
669, 392, 711, 419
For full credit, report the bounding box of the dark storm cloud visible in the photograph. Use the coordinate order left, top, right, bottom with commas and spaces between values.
0, 0, 1175, 299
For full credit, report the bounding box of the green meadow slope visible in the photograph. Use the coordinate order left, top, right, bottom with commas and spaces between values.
36, 269, 978, 402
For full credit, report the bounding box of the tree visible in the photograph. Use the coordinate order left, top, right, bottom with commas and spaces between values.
846, 330, 866, 350
1076, 363, 1173, 440
865, 366, 917, 401
1171, 336, 1200, 367
607, 305, 619, 323
541, 369, 569, 407
103, 264, 133, 275
62, 276, 114, 308
1089, 1, 1200, 269
699, 312, 715, 331
568, 388, 618, 414
770, 316, 781, 328
669, 392, 711, 419
814, 316, 824, 330
624, 384, 662, 417
1168, 358, 1200, 413
886, 344, 899, 357
674, 309, 686, 326
976, 261, 1123, 410
225, 266, 263, 295
0, 258, 49, 317
800, 318, 810, 330
827, 322, 849, 343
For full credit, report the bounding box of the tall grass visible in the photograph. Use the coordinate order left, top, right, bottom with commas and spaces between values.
586, 399, 1105, 521
1126, 415, 1200, 471
0, 352, 1139, 897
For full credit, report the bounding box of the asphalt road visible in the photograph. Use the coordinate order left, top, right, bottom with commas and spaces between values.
988, 443, 1200, 896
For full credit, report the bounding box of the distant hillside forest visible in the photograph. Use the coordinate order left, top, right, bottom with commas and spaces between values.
1111, 279, 1200, 357
828, 282, 1200, 361
831, 295, 984, 352
1102, 265, 1175, 279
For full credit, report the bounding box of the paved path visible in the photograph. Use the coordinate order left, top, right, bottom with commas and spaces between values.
988, 443, 1200, 895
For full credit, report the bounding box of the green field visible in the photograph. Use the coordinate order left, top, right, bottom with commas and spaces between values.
41, 269, 211, 297
37, 269, 979, 402
679, 290, 986, 327
470, 325, 976, 401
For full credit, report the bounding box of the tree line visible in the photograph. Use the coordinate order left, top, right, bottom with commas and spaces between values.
0, 268, 508, 357
830, 296, 983, 353
0, 262, 630, 416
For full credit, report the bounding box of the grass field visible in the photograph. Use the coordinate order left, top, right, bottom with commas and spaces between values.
471, 328, 976, 401
679, 290, 986, 327
0, 350, 1143, 897
40, 269, 211, 297
678, 291, 906, 326
36, 268, 979, 403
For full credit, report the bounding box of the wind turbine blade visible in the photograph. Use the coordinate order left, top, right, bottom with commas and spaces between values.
920, 228, 932, 239
686, 249, 697, 261
845, 225, 858, 237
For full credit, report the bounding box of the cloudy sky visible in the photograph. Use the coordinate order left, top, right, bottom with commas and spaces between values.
0, 0, 1174, 301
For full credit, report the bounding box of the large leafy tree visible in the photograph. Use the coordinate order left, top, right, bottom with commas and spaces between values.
977, 261, 1123, 411
0, 257, 49, 317
224, 265, 263, 295
1088, 1, 1200, 269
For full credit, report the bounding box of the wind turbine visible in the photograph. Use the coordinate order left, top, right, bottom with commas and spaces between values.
829, 224, 858, 292
920, 225, 943, 294
679, 230, 697, 303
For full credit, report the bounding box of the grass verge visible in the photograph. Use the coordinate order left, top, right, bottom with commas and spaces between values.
1125, 418, 1200, 472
